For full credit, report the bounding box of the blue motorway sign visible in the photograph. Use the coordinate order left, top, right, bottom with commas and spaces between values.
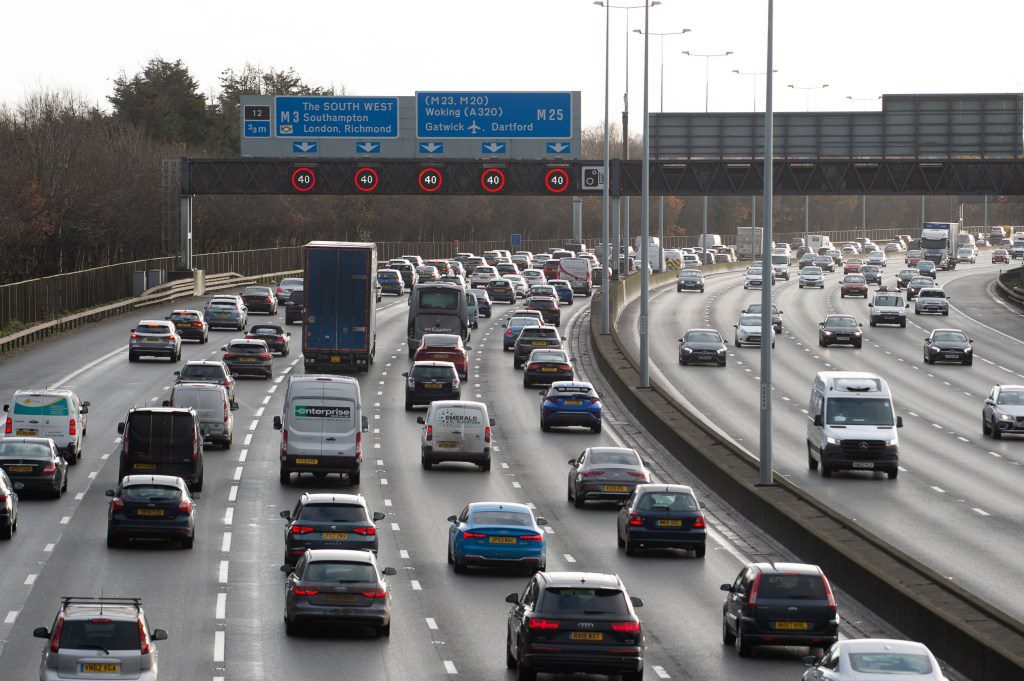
417, 92, 572, 139
510, 233, 522, 248
244, 121, 270, 138
274, 97, 399, 138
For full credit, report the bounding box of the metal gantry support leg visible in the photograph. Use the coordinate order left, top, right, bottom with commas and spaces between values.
862, 195, 867, 240
757, 0, 775, 487
179, 196, 193, 271
658, 196, 665, 272
984, 195, 989, 235
638, 3, 651, 388
920, 195, 925, 225
611, 196, 621, 282
702, 196, 708, 249
572, 196, 583, 243
804, 194, 809, 246
624, 196, 631, 273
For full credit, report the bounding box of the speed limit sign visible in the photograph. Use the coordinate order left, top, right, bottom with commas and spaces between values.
418, 168, 443, 193
545, 168, 570, 194
354, 167, 379, 192
480, 168, 505, 193
998, 195, 1008, 203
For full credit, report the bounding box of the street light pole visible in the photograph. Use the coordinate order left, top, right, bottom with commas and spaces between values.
639, 0, 651, 388
788, 82, 828, 256
758, 0, 775, 488
596, 0, 612, 334
732, 68, 777, 113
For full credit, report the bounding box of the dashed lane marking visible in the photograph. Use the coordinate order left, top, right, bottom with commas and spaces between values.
224, 508, 234, 525
411, 580, 422, 591
24, 574, 36, 586
213, 631, 225, 663
228, 485, 238, 502
215, 593, 226, 619
4, 611, 17, 624
391, 522, 401, 532
60, 516, 70, 525
44, 544, 54, 552
443, 661, 458, 675
930, 486, 946, 494
221, 532, 232, 552
218, 561, 229, 583
564, 553, 576, 563
653, 666, 671, 679
426, 617, 438, 630
972, 507, 991, 517
399, 549, 409, 559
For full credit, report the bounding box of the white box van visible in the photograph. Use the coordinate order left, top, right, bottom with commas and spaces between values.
418, 400, 494, 471
165, 383, 237, 449
3, 390, 89, 464
806, 372, 902, 479
698, 234, 722, 250
274, 375, 369, 486
557, 257, 593, 295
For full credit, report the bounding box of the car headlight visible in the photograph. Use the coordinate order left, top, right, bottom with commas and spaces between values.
407, 377, 415, 388
823, 331, 833, 336
884, 438, 898, 446
998, 413, 1012, 421
825, 436, 840, 445
682, 348, 693, 354
717, 348, 726, 354
965, 347, 972, 353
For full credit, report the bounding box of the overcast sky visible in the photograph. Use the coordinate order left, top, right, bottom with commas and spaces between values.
4, 0, 1022, 128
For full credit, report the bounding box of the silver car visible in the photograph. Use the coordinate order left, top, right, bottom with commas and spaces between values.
866, 251, 888, 268
734, 313, 775, 348
276, 277, 304, 304
282, 549, 397, 637
802, 639, 946, 681
205, 297, 248, 331
914, 288, 949, 315
128, 320, 181, 363
798, 266, 825, 288
983, 385, 1024, 438
34, 596, 167, 681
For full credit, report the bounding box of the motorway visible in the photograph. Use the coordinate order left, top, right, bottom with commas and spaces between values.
620, 254, 1024, 621
0, 280, 927, 680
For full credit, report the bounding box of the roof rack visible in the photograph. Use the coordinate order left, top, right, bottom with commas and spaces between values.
61, 596, 142, 609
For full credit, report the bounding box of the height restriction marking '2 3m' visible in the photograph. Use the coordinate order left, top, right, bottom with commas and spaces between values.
275, 97, 399, 138
416, 92, 572, 139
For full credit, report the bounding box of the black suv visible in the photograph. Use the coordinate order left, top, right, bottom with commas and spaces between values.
280, 492, 385, 565
116, 408, 204, 493
403, 361, 461, 410
513, 326, 564, 369
284, 289, 305, 325
505, 571, 644, 681
721, 562, 838, 657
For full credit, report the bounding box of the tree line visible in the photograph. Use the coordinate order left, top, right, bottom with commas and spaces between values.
1, 57, 1020, 284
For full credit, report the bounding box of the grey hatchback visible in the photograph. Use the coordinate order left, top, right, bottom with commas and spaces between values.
128, 320, 181, 363
221, 339, 273, 379
281, 493, 386, 565
34, 596, 167, 681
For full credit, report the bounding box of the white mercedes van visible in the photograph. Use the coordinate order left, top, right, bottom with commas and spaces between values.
4, 390, 89, 464
806, 372, 902, 479
418, 400, 494, 471
274, 375, 369, 486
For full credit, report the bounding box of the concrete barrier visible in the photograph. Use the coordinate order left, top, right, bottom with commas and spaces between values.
590, 268, 1024, 680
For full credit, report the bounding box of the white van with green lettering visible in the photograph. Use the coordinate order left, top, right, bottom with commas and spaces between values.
274, 376, 368, 486
418, 400, 494, 472
3, 390, 89, 464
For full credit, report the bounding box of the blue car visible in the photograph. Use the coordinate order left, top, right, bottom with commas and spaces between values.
472, 290, 492, 318
539, 381, 602, 433
548, 280, 575, 305
447, 502, 547, 573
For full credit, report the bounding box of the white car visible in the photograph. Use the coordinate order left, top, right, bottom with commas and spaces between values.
840, 244, 860, 255
798, 266, 825, 288
469, 265, 499, 289
521, 269, 546, 285
503, 274, 528, 298
802, 639, 947, 681
866, 251, 888, 268
956, 247, 977, 264
743, 266, 774, 289
681, 254, 701, 267
733, 313, 775, 348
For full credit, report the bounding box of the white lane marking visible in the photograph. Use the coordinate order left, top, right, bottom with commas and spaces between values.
224, 508, 234, 525
957, 436, 969, 442
213, 631, 225, 663
411, 579, 422, 591
282, 367, 292, 374
88, 471, 97, 479
930, 486, 946, 494
426, 617, 438, 630
255, 407, 265, 418
500, 462, 509, 469
261, 395, 271, 405
443, 661, 458, 675
218, 561, 229, 583
221, 532, 232, 552
4, 611, 17, 624
381, 478, 388, 486
390, 522, 401, 531
248, 420, 259, 431
898, 466, 908, 472
931, 423, 943, 429
384, 499, 392, 507
399, 549, 409, 559
60, 516, 70, 525
44, 544, 54, 552
274, 376, 284, 384
989, 451, 1002, 458
233, 467, 243, 481
908, 411, 918, 417
228, 485, 238, 502
376, 459, 384, 466
999, 366, 1013, 373
49, 345, 128, 389
243, 434, 253, 446
512, 481, 521, 488
972, 507, 991, 517
114, 437, 121, 443
150, 396, 159, 402
374, 443, 381, 449
238, 450, 247, 463
563, 553, 576, 563
374, 414, 381, 420
653, 666, 671, 679
542, 526, 554, 534
75, 492, 85, 501
982, 358, 995, 365
101, 453, 110, 460
269, 384, 278, 393
373, 428, 380, 434
215, 593, 226, 619
24, 574, 37, 585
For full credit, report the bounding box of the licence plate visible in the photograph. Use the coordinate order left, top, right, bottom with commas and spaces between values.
424, 382, 443, 389
852, 461, 874, 469
81, 663, 120, 673
437, 442, 458, 449
331, 355, 341, 363
945, 354, 959, 359
8, 465, 32, 473
656, 519, 683, 527
15, 429, 37, 436
564, 400, 583, 406
570, 632, 604, 641
773, 621, 810, 631
322, 533, 348, 540
603, 485, 628, 492
239, 357, 257, 362
541, 367, 557, 372
532, 341, 545, 346
489, 536, 517, 544
216, 312, 228, 317
327, 594, 358, 603
295, 458, 318, 465
137, 508, 165, 517
837, 336, 850, 341
145, 337, 161, 342
133, 463, 157, 471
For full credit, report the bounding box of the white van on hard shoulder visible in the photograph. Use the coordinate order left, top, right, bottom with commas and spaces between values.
418, 400, 494, 472
3, 390, 90, 464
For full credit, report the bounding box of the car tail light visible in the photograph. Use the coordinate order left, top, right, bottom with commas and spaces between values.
693, 514, 706, 528
557, 364, 572, 371
111, 497, 124, 511
353, 526, 376, 535
49, 617, 64, 652
362, 588, 387, 599
611, 621, 640, 633
69, 418, 76, 436
42, 463, 56, 475
462, 531, 487, 538
0, 494, 6, 502
259, 353, 272, 360
627, 471, 648, 480
138, 619, 150, 654
518, 533, 543, 542
277, 287, 283, 293
529, 618, 560, 630
193, 430, 198, 461
544, 396, 557, 405
628, 512, 644, 526
426, 425, 433, 441
747, 572, 762, 608
585, 397, 600, 405
224, 398, 230, 422
223, 353, 237, 360
178, 499, 193, 513
581, 470, 604, 478
484, 426, 491, 443
5, 417, 11, 435
293, 587, 319, 596
282, 429, 288, 444
193, 322, 203, 327
526, 364, 539, 372
290, 525, 314, 534
821, 572, 837, 614
265, 297, 272, 303
130, 333, 138, 339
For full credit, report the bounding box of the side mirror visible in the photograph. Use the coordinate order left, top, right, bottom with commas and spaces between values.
373, 511, 386, 521
231, 401, 239, 411
173, 371, 181, 377
382, 567, 398, 577
897, 416, 904, 428
273, 416, 282, 430
813, 415, 823, 427
150, 628, 168, 641
1, 404, 6, 412
402, 372, 409, 378
905, 304, 910, 308
466, 345, 473, 351
733, 324, 738, 328
858, 323, 863, 327
723, 339, 728, 345
720, 584, 733, 592
416, 417, 425, 425
505, 593, 520, 604
678, 338, 686, 343
642, 460, 652, 467
105, 489, 116, 497
489, 418, 496, 426
279, 510, 291, 520
969, 338, 974, 343
447, 515, 458, 523
220, 346, 227, 351
32, 627, 49, 639
629, 596, 644, 608
567, 458, 576, 465
280, 564, 293, 573
984, 398, 995, 406
536, 517, 547, 526
868, 303, 873, 307
161, 400, 170, 407
82, 401, 91, 407
117, 422, 125, 435
80, 405, 89, 414
803, 655, 817, 668
361, 416, 369, 433
699, 501, 706, 509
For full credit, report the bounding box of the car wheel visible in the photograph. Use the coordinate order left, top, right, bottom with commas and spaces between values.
807, 445, 818, 470
617, 529, 625, 548
523, 377, 530, 388
624, 537, 637, 556
964, 358, 973, 366
376, 622, 391, 638
821, 464, 833, 478
854, 341, 862, 348
513, 358, 522, 369
734, 624, 752, 657
694, 545, 706, 559
128, 352, 138, 363
982, 417, 991, 436
284, 616, 296, 636
840, 292, 845, 298
193, 477, 203, 493
900, 320, 906, 328
0, 522, 11, 540
279, 468, 290, 485
887, 468, 898, 480
592, 422, 602, 434
722, 617, 736, 645
992, 422, 1002, 439
405, 400, 413, 411
106, 533, 119, 549
421, 454, 433, 470
572, 491, 585, 509
942, 310, 949, 316
479, 458, 491, 472
506, 635, 517, 670
515, 659, 536, 681
182, 534, 194, 549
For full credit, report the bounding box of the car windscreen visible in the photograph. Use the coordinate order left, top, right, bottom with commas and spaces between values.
802, 267, 822, 274
917, 261, 934, 269
208, 301, 237, 308
919, 290, 945, 298
411, 365, 455, 380
122, 485, 182, 502
771, 255, 789, 264
0, 442, 51, 459
422, 335, 459, 348
280, 278, 303, 287
899, 270, 917, 277
242, 287, 268, 296
637, 492, 698, 511
303, 561, 376, 583
997, 391, 1024, 405
910, 279, 931, 286
825, 317, 858, 328
471, 510, 533, 527
179, 365, 225, 380
679, 270, 702, 277
932, 331, 966, 343
844, 276, 866, 283
589, 450, 640, 466
298, 504, 367, 522
848, 652, 933, 674
173, 387, 224, 411
137, 324, 171, 334
874, 296, 902, 306
59, 619, 139, 651
825, 397, 894, 426
685, 331, 721, 343
738, 315, 761, 326
540, 588, 630, 615
509, 319, 540, 331
756, 573, 827, 600
377, 271, 400, 280
168, 312, 200, 321
520, 329, 557, 339
288, 290, 304, 303
250, 326, 282, 335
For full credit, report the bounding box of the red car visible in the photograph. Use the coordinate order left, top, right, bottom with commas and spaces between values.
843, 258, 864, 274
992, 249, 1010, 264
414, 334, 470, 379
840, 274, 868, 298
905, 250, 923, 266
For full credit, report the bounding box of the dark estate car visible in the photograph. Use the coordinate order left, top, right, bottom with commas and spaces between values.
280, 493, 385, 565
240, 285, 279, 315
514, 326, 564, 369
165, 309, 209, 343
923, 328, 972, 365
105, 474, 196, 548
676, 269, 705, 293
174, 360, 235, 401
403, 361, 461, 410
567, 447, 650, 508
285, 289, 305, 324
222, 339, 273, 379
376, 269, 405, 295
678, 329, 728, 366
616, 484, 706, 557
525, 296, 561, 327
487, 279, 517, 303
0, 437, 67, 499
523, 349, 573, 388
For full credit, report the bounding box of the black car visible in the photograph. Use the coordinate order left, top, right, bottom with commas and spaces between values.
165, 309, 209, 343
894, 268, 917, 289
915, 260, 938, 279
105, 474, 196, 549
247, 324, 291, 356
117, 408, 205, 493
798, 253, 816, 268
487, 279, 517, 303
280, 493, 385, 564
616, 484, 706, 557
505, 571, 645, 681
721, 562, 838, 657
523, 349, 573, 388
678, 329, 728, 366
0, 437, 66, 499
389, 261, 418, 289
284, 289, 304, 324
827, 249, 843, 265
473, 291, 493, 318
907, 276, 933, 299
514, 326, 564, 369
923, 328, 973, 365
222, 339, 273, 379
403, 361, 461, 410
240, 285, 278, 315
0, 469, 20, 539
859, 264, 882, 285
676, 269, 705, 292
818, 315, 863, 348
525, 296, 561, 327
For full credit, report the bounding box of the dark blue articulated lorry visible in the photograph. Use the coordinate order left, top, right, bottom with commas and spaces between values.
302, 241, 377, 373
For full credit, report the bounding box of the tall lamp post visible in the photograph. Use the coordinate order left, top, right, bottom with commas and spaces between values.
845, 94, 881, 110
787, 82, 829, 112
789, 82, 829, 252
734, 68, 777, 256
758, 0, 775, 487
635, 26, 691, 271
638, 0, 653, 387
682, 49, 732, 258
